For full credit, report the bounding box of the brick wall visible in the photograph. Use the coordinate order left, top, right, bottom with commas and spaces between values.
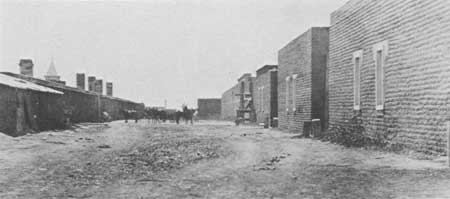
328, 0, 450, 155
0, 72, 145, 136
221, 84, 240, 121
0, 85, 19, 135
254, 65, 278, 126
278, 27, 329, 133
197, 98, 221, 120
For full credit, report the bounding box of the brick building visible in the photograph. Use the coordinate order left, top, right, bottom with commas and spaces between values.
254, 65, 278, 127
236, 73, 256, 122
197, 98, 221, 120
328, 0, 450, 154
278, 27, 329, 133
0, 60, 145, 136
221, 73, 256, 122
221, 84, 240, 121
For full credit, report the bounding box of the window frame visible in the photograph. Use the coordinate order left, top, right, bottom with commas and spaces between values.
261, 86, 264, 112
285, 76, 290, 112
372, 41, 389, 111
353, 50, 363, 110
292, 74, 298, 111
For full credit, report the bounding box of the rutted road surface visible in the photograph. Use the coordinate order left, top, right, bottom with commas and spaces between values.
0, 121, 449, 199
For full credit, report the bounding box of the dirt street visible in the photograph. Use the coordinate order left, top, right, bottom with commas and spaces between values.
0, 121, 449, 199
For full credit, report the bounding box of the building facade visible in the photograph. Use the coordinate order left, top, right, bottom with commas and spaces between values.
236, 73, 256, 122
278, 27, 329, 133
254, 65, 278, 127
197, 98, 221, 120
328, 0, 450, 154
221, 84, 240, 121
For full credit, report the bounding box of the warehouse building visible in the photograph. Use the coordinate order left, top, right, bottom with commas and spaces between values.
254, 65, 278, 127
278, 27, 329, 133
328, 0, 450, 155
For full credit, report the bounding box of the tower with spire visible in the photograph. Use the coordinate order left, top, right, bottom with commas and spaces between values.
44, 57, 65, 85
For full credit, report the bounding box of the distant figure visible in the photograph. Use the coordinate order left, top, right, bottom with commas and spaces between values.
183, 106, 196, 125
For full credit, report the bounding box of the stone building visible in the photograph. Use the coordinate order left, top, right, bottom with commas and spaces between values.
197, 98, 221, 120
278, 27, 329, 133
254, 65, 278, 127
221, 84, 240, 121
328, 0, 450, 154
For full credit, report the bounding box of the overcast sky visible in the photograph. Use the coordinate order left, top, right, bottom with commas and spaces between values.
0, 0, 347, 108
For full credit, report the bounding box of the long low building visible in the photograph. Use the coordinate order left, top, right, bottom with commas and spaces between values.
0, 66, 144, 136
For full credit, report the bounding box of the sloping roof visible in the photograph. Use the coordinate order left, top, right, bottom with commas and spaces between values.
0, 73, 63, 94
0, 72, 140, 104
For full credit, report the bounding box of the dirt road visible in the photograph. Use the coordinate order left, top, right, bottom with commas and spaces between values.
0, 121, 449, 199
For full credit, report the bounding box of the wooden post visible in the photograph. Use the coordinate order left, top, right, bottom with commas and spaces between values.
447, 121, 450, 167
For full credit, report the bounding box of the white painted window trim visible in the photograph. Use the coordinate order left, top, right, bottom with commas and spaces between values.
261, 86, 264, 113
353, 50, 363, 111
285, 76, 290, 112
292, 74, 298, 111
257, 87, 260, 112
373, 41, 389, 111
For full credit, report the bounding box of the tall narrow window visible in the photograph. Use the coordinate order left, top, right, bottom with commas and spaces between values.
292, 74, 297, 111
285, 77, 290, 111
353, 50, 363, 110
261, 87, 264, 112
373, 41, 388, 110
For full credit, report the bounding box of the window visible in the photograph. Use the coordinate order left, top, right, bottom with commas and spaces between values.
261, 86, 264, 112
353, 50, 363, 110
373, 41, 388, 110
292, 74, 297, 111
285, 76, 290, 111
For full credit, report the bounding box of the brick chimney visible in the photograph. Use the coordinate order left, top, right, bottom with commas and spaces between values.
106, 82, 113, 96
88, 76, 96, 92
19, 59, 34, 77
76, 73, 85, 90
95, 79, 103, 95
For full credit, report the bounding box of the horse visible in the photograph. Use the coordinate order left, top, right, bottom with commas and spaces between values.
121, 109, 138, 123
175, 106, 197, 125
145, 107, 160, 123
